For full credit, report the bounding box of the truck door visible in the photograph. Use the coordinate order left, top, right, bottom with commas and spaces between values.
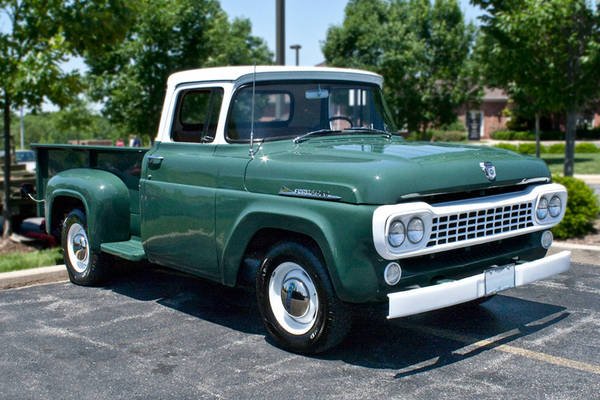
140, 86, 223, 279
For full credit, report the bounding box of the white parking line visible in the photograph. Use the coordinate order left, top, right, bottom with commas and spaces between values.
400, 322, 600, 375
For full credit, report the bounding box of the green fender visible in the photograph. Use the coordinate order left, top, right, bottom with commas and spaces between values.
217, 193, 384, 303
46, 169, 130, 251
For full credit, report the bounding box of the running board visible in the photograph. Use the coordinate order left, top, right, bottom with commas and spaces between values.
101, 237, 146, 261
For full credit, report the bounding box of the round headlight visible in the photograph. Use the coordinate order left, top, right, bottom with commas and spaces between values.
541, 230, 553, 249
549, 195, 561, 217
407, 217, 424, 243
388, 220, 405, 247
384, 262, 402, 285
537, 197, 548, 220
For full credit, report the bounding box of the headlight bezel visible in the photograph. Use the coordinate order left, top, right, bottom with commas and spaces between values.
373, 183, 568, 260
384, 211, 433, 254
535, 190, 566, 225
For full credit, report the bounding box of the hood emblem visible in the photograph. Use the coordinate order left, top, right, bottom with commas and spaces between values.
479, 161, 496, 181
279, 186, 341, 201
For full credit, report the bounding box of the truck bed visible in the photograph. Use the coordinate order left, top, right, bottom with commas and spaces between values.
32, 144, 148, 235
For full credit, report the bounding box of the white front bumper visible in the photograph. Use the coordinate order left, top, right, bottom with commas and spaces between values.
387, 250, 571, 319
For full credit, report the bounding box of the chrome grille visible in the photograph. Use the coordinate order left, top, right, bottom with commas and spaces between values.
427, 201, 534, 247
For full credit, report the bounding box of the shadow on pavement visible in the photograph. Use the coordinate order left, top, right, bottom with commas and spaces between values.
320, 295, 567, 378
104, 261, 567, 377
105, 262, 265, 336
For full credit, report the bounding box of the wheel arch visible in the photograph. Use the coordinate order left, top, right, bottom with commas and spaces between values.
220, 211, 341, 295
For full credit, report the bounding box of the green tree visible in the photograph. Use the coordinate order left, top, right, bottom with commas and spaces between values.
0, 0, 134, 236
1, 0, 77, 237
86, 0, 273, 140
472, 0, 600, 176
322, 0, 477, 135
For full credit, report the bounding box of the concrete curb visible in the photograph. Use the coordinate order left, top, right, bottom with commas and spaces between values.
1, 241, 599, 291
0, 265, 68, 290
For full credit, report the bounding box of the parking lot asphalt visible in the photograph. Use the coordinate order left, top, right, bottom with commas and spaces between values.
1, 260, 599, 400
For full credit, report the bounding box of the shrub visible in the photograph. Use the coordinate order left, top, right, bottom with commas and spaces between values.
438, 121, 466, 131
431, 130, 467, 142
404, 131, 431, 141
491, 130, 565, 141
493, 143, 518, 152
548, 143, 565, 154
552, 176, 600, 239
518, 142, 547, 154
574, 142, 600, 153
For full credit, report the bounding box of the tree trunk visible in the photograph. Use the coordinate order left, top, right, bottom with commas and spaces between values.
535, 112, 540, 158
564, 109, 577, 177
3, 93, 12, 238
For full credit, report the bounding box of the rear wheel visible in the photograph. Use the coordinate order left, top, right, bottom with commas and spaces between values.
61, 209, 109, 286
256, 241, 350, 354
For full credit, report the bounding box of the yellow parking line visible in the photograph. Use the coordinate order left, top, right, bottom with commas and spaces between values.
402, 324, 600, 375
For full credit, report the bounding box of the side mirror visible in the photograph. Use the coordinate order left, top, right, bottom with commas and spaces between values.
20, 183, 35, 200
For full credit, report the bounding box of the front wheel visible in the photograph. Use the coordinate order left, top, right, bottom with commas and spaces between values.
256, 241, 350, 354
61, 209, 109, 286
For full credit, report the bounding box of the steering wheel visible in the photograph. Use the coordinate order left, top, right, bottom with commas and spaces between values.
328, 116, 353, 130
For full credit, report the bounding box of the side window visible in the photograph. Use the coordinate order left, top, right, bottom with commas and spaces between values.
171, 88, 223, 143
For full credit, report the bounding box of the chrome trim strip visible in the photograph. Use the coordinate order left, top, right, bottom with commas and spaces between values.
518, 177, 550, 185
278, 186, 341, 201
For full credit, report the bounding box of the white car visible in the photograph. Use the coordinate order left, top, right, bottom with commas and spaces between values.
0, 150, 36, 172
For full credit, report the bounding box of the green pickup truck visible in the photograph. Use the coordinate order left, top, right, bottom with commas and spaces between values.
33, 66, 570, 354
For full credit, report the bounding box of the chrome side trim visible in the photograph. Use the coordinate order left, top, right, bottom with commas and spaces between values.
518, 177, 550, 185
278, 186, 341, 201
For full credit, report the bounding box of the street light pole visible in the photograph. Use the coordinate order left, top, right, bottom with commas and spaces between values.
276, 0, 285, 65
290, 44, 301, 66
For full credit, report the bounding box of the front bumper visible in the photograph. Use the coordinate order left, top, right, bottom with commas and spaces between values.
387, 250, 571, 319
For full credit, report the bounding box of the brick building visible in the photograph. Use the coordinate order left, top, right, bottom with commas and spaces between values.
457, 88, 509, 140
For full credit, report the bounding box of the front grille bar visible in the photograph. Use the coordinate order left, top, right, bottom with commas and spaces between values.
427, 201, 534, 247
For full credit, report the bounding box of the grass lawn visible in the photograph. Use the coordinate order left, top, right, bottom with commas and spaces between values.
541, 153, 600, 175
0, 247, 63, 273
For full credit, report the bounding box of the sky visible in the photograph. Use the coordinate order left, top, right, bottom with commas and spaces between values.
57, 0, 484, 72
4, 0, 484, 111
220, 0, 484, 67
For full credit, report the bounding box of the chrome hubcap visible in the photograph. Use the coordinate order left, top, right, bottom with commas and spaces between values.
268, 262, 319, 335
73, 234, 88, 261
281, 278, 310, 318
67, 223, 89, 273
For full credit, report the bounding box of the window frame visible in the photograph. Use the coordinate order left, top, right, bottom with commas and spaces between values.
224, 80, 391, 143
170, 86, 224, 144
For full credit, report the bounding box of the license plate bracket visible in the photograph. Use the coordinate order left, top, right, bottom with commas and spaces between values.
485, 264, 515, 296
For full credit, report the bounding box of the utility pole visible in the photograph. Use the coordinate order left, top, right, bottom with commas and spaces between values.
20, 107, 24, 150
290, 44, 301, 66
276, 0, 285, 65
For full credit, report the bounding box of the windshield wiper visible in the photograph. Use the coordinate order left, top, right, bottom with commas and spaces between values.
293, 129, 339, 144
343, 127, 392, 139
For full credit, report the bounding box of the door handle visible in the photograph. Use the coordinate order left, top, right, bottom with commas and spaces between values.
147, 155, 164, 165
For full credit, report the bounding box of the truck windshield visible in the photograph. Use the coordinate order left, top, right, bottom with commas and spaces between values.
226, 81, 397, 142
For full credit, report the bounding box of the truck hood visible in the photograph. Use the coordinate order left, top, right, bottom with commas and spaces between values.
244, 136, 551, 205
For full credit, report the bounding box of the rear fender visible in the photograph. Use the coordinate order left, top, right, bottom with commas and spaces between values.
46, 169, 130, 250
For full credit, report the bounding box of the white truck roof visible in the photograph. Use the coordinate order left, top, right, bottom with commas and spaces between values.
167, 66, 384, 87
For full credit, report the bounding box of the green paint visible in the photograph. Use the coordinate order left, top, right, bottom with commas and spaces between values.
35, 106, 553, 303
